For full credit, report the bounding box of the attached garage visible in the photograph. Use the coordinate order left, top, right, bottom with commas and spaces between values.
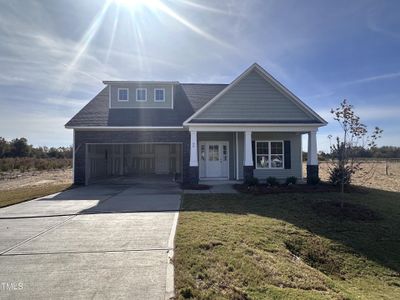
85, 143, 182, 184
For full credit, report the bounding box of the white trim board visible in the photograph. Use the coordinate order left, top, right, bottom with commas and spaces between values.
186, 124, 321, 132
183, 63, 327, 125
66, 126, 185, 130
66, 124, 320, 132
103, 80, 179, 85
86, 142, 183, 145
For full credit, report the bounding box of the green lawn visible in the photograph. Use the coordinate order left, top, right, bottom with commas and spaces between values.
175, 189, 400, 299
0, 184, 73, 208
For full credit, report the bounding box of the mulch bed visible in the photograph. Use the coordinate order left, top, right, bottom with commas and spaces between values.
233, 183, 365, 195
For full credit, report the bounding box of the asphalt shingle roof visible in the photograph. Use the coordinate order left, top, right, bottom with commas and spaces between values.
65, 83, 228, 127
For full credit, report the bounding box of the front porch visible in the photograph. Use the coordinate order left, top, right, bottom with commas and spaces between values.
187, 125, 320, 184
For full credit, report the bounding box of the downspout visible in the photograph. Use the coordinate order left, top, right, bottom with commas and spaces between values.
72, 129, 75, 184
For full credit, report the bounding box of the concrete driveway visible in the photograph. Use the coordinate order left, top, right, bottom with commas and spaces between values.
0, 180, 181, 299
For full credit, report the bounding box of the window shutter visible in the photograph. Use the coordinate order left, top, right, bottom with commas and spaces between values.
252, 141, 255, 168
284, 140, 291, 169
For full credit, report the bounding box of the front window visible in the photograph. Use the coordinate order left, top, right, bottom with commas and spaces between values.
118, 88, 128, 101
154, 88, 165, 102
255, 141, 284, 169
208, 145, 219, 161
200, 145, 205, 160
136, 88, 147, 101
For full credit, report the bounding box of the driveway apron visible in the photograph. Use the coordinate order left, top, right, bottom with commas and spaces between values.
0, 180, 181, 299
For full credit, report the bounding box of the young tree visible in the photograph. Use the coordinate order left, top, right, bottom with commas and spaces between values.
328, 100, 383, 202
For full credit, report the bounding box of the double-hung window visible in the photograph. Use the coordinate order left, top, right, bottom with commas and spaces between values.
154, 88, 165, 102
255, 141, 284, 169
118, 88, 129, 101
136, 88, 147, 101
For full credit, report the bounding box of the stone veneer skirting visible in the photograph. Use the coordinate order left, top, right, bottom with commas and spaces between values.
306, 164, 319, 184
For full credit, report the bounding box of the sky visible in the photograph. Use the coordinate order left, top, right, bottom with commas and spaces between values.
0, 0, 399, 152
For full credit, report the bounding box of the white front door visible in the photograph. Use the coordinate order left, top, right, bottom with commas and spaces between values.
199, 141, 229, 179
155, 145, 170, 174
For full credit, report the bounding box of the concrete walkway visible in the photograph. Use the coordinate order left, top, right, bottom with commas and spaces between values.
0, 181, 181, 299
183, 181, 239, 194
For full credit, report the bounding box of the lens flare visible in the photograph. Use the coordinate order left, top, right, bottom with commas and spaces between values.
113, 0, 160, 10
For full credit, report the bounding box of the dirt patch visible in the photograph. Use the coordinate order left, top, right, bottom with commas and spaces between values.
0, 168, 72, 191
313, 161, 400, 193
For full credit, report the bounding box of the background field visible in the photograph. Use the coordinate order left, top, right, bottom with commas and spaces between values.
315, 160, 400, 192
1, 160, 398, 193
0, 159, 72, 207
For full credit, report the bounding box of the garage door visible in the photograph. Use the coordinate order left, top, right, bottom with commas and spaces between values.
86, 143, 182, 183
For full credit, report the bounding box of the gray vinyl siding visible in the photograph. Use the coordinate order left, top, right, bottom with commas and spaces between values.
238, 132, 302, 181
198, 132, 236, 180
110, 83, 173, 108
196, 70, 315, 121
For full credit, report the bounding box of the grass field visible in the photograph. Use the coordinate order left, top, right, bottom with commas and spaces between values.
0, 183, 73, 208
175, 189, 400, 299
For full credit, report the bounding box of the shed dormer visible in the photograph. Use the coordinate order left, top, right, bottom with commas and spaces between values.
104, 81, 178, 109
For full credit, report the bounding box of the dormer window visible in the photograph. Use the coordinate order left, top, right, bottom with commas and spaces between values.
136, 88, 147, 102
154, 88, 165, 102
118, 88, 129, 101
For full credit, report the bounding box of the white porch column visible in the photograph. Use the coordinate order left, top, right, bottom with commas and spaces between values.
189, 130, 198, 167
307, 129, 318, 165
243, 130, 253, 166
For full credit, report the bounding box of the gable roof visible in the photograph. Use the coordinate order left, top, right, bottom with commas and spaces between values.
65, 63, 326, 128
65, 83, 226, 128
183, 63, 327, 125
181, 84, 228, 111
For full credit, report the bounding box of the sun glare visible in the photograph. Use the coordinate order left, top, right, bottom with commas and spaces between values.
62, 0, 233, 86
113, 0, 159, 10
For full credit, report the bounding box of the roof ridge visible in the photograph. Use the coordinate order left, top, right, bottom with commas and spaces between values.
181, 83, 228, 85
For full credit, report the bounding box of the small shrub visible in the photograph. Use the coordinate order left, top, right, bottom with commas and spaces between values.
285, 176, 297, 185
266, 176, 279, 186
329, 165, 352, 186
244, 177, 259, 186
